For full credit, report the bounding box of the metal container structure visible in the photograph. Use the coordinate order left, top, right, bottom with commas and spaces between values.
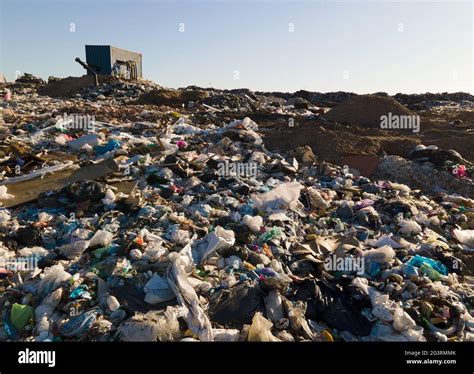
85, 45, 142, 78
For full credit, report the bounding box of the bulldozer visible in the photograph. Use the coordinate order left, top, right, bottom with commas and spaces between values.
111, 60, 138, 81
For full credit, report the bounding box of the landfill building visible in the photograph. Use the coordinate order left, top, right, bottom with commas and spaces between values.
85, 45, 142, 79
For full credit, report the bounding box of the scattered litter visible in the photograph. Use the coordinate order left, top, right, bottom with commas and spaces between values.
0, 77, 472, 344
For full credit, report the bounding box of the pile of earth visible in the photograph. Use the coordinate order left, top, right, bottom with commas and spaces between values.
15, 73, 45, 85
134, 88, 209, 107
38, 75, 116, 97
324, 94, 416, 128
260, 118, 420, 165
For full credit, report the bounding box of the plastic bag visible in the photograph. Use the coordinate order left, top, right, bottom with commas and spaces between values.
369, 288, 398, 322
406, 254, 449, 276
101, 189, 116, 205
88, 230, 114, 247
399, 220, 422, 235
0, 185, 14, 199
212, 328, 240, 342
258, 226, 281, 243
17, 246, 49, 258
393, 307, 416, 331
58, 240, 89, 259
294, 279, 373, 336
119, 317, 160, 342
59, 230, 113, 259
388, 182, 411, 196
191, 226, 235, 264
251, 182, 303, 212
453, 229, 474, 248
363, 245, 396, 264
247, 312, 279, 342
167, 250, 214, 341
67, 134, 100, 150
285, 300, 317, 341
38, 265, 71, 295
166, 224, 191, 246
10, 304, 34, 331
264, 290, 285, 323
243, 215, 263, 233
0, 209, 11, 226
209, 284, 265, 326
35, 288, 63, 337
371, 235, 401, 249
144, 274, 175, 305
351, 277, 369, 295
94, 139, 121, 155
153, 306, 182, 341
402, 326, 426, 342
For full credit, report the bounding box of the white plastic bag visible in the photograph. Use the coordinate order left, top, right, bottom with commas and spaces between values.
264, 291, 285, 323
251, 182, 303, 212
363, 245, 396, 264
213, 329, 240, 342
167, 250, 214, 341
0, 185, 14, 199
393, 307, 416, 331
67, 134, 100, 150
101, 189, 116, 205
453, 229, 474, 248
192, 226, 235, 264
243, 215, 263, 233
144, 274, 175, 305
38, 265, 71, 295
399, 220, 422, 235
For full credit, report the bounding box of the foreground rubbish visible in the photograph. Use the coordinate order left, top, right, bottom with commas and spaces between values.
0, 75, 473, 342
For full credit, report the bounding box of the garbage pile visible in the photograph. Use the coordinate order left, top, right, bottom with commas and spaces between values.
256, 90, 356, 108
14, 73, 45, 86
393, 92, 474, 111
375, 145, 473, 198
0, 78, 473, 343
0, 108, 472, 342
78, 80, 159, 102
37, 75, 160, 101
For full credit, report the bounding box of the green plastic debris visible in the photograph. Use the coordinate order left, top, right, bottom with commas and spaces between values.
259, 226, 281, 243
10, 303, 34, 331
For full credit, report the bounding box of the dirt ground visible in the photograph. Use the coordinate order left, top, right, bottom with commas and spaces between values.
38, 75, 117, 97
257, 110, 474, 165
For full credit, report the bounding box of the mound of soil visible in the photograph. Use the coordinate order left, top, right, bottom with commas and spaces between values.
134, 89, 209, 106
259, 117, 421, 165
324, 94, 415, 128
38, 75, 115, 97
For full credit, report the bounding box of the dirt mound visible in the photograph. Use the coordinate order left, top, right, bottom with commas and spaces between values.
135, 89, 209, 106
38, 75, 115, 97
15, 73, 45, 85
324, 94, 415, 128
259, 116, 423, 165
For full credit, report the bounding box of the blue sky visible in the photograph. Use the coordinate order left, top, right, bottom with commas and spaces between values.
1, 0, 472, 94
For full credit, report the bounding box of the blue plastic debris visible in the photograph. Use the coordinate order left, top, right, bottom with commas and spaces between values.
94, 139, 121, 155
406, 254, 449, 276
